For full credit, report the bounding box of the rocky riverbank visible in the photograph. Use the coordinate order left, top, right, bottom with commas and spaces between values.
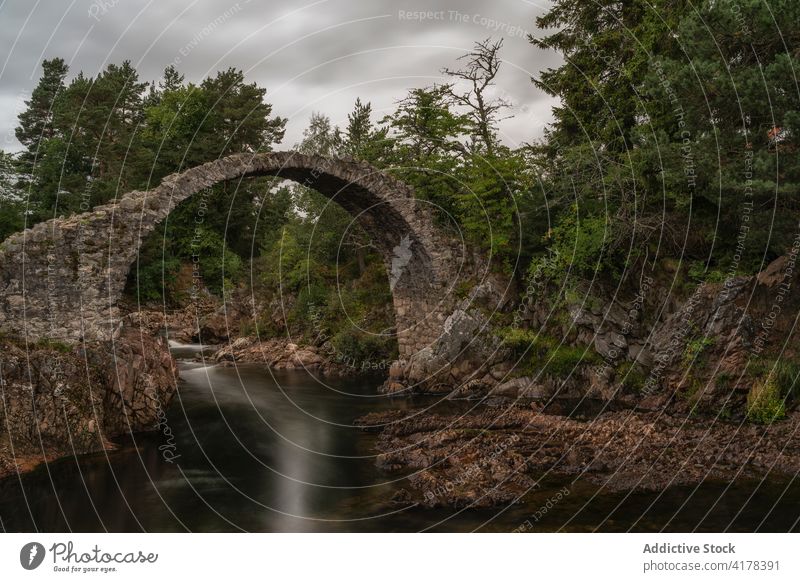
5, 249, 798, 503
124, 296, 359, 376
358, 405, 800, 508
0, 328, 177, 480
211, 336, 354, 376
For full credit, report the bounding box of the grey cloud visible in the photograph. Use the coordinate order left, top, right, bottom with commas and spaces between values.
0, 0, 561, 151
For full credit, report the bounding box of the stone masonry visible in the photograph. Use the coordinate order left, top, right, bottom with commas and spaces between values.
0, 152, 472, 364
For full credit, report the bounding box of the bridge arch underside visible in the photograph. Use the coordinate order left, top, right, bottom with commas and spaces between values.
0, 153, 462, 359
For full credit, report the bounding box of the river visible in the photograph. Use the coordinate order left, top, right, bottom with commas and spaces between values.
1, 344, 798, 532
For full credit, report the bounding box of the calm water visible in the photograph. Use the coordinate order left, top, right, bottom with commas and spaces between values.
1, 344, 799, 532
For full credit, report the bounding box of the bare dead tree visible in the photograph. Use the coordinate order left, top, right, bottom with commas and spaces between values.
442, 38, 511, 156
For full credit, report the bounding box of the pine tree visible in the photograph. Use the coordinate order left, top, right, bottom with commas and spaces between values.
160, 65, 184, 93
531, 0, 684, 152
343, 98, 372, 158
15, 58, 68, 173
201, 67, 286, 156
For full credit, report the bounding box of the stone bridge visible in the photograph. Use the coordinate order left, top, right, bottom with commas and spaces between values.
0, 152, 482, 368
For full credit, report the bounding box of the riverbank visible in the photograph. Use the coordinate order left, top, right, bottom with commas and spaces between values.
358, 405, 800, 508
4, 333, 800, 516
0, 328, 177, 480
212, 336, 355, 376
3, 281, 800, 508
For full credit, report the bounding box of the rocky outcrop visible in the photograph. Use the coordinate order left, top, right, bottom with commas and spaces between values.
495, 253, 800, 416
212, 336, 351, 375
0, 327, 177, 479
122, 306, 202, 343
359, 405, 800, 507
384, 275, 514, 395
631, 254, 800, 412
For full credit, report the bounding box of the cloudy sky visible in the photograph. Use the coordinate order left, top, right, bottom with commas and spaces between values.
0, 0, 560, 152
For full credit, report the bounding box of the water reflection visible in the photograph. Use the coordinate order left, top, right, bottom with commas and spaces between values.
1, 351, 799, 532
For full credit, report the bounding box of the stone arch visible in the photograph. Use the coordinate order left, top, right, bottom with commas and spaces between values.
0, 152, 463, 360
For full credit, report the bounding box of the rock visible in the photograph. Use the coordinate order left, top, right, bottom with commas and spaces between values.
211, 336, 352, 376
594, 331, 627, 361
197, 310, 231, 343
361, 406, 800, 506
0, 325, 177, 479
757, 255, 787, 287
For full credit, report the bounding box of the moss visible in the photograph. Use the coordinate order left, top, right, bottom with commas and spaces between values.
682, 336, 715, 366
499, 327, 547, 353
34, 338, 73, 353
616, 360, 647, 392
499, 328, 599, 377
543, 344, 601, 376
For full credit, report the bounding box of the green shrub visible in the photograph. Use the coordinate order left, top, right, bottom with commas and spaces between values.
499, 328, 545, 353
129, 255, 182, 302
687, 261, 725, 284
545, 210, 612, 278
746, 375, 786, 424
773, 360, 800, 402
330, 329, 396, 370
682, 336, 715, 366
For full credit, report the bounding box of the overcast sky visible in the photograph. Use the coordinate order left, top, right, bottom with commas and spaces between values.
0, 0, 560, 153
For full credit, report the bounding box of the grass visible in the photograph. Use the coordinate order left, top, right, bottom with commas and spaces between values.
454, 279, 474, 300
679, 378, 704, 403
746, 374, 786, 424
714, 372, 733, 391
743, 358, 799, 424
772, 359, 800, 402
34, 338, 73, 353
499, 328, 600, 377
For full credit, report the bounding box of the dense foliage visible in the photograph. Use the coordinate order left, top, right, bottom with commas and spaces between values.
530, 0, 800, 284
0, 0, 797, 377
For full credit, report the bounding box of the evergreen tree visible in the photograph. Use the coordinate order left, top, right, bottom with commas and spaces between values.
159, 65, 184, 93
530, 0, 800, 279
342, 98, 370, 158
201, 68, 286, 156
15, 58, 68, 173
